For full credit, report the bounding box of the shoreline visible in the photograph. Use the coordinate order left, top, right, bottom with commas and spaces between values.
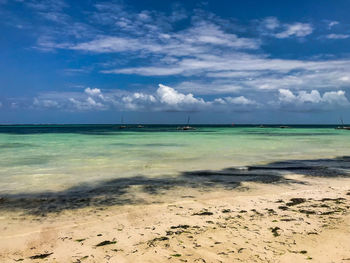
1, 174, 350, 262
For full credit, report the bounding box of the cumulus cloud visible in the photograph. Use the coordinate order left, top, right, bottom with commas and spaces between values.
224, 96, 257, 105
322, 90, 350, 105
30, 84, 259, 112
122, 92, 157, 111
277, 89, 350, 111
120, 84, 208, 112
157, 84, 205, 107
68, 97, 106, 111
84, 87, 104, 100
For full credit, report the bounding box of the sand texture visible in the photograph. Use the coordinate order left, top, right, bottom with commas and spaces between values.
1, 174, 350, 262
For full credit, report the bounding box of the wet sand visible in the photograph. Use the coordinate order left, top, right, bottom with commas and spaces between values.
0, 173, 350, 262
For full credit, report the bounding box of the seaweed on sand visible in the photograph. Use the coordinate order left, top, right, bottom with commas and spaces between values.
193, 211, 213, 216
95, 240, 117, 247
286, 198, 306, 206
270, 227, 281, 237
29, 253, 53, 259
147, 236, 169, 247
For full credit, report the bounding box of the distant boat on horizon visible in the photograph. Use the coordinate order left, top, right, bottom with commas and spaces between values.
335, 117, 350, 130
178, 116, 196, 130
119, 116, 127, 129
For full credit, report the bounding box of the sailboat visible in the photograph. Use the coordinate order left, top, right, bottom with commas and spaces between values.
335, 117, 350, 130
119, 116, 127, 129
179, 116, 196, 130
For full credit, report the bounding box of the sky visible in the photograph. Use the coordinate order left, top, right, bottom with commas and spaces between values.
1, 0, 350, 124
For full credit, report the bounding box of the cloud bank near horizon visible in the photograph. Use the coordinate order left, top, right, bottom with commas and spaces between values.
25, 84, 349, 113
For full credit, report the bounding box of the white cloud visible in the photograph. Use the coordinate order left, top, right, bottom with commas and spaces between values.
59, 20, 260, 58
84, 87, 101, 96
224, 96, 257, 105
297, 90, 322, 103
277, 89, 350, 111
30, 84, 259, 112
211, 96, 259, 112
121, 92, 157, 111
103, 53, 350, 95
106, 66, 185, 76
261, 17, 280, 30
157, 84, 205, 106
326, 34, 350, 39
120, 84, 208, 112
323, 90, 350, 106
328, 21, 339, 29
70, 36, 140, 53
84, 87, 104, 100
182, 21, 260, 49
33, 98, 59, 108
340, 76, 350, 82
118, 84, 259, 112
278, 88, 296, 103
174, 80, 242, 95
275, 23, 313, 38
260, 17, 313, 39
68, 97, 106, 111
278, 89, 323, 104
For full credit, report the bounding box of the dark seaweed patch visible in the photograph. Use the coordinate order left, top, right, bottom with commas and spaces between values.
95, 240, 116, 247
270, 227, 281, 237
286, 198, 306, 206
29, 253, 53, 259
193, 211, 213, 216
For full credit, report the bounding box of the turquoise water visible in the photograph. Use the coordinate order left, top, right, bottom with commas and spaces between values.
0, 125, 349, 195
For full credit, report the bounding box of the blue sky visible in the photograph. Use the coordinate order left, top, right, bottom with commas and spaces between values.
1, 0, 350, 124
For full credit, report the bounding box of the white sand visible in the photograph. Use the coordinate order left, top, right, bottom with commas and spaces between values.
1, 174, 350, 262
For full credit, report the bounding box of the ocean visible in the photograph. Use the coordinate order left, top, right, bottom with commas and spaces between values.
0, 124, 349, 195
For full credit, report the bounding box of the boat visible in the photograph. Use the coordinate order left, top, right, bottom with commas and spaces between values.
279, 125, 289, 128
179, 116, 196, 130
137, 125, 144, 128
119, 116, 126, 129
335, 118, 350, 130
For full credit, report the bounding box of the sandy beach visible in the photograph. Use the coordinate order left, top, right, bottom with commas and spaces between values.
1, 171, 350, 263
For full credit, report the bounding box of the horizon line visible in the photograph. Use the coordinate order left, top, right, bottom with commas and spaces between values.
0, 123, 347, 126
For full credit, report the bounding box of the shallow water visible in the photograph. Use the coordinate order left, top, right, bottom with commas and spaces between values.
0, 125, 349, 194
